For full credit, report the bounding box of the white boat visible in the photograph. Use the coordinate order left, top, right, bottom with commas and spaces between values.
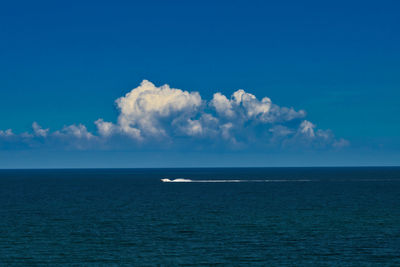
161, 178, 192, 182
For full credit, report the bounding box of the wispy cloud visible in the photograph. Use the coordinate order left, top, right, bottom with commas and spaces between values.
0, 80, 348, 150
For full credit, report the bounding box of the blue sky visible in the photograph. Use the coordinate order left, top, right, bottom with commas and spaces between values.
0, 0, 399, 168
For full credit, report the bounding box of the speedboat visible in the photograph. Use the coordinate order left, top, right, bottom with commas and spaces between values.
161, 178, 192, 182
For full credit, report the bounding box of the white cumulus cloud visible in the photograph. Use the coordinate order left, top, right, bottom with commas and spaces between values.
95, 119, 115, 137
32, 122, 49, 138
0, 80, 348, 150
0, 129, 14, 137
110, 80, 202, 139
54, 124, 94, 140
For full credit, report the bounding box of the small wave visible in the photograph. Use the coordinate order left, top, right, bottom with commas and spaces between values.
161, 178, 311, 183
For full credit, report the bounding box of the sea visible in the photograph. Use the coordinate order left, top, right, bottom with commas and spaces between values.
0, 167, 399, 266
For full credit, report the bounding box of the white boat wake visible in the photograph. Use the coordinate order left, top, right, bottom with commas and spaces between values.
161, 178, 311, 183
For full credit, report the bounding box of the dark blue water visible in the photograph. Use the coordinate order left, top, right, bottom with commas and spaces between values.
0, 167, 400, 265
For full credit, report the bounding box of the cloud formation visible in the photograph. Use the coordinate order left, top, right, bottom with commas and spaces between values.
114, 80, 202, 140
0, 129, 13, 137
0, 80, 348, 150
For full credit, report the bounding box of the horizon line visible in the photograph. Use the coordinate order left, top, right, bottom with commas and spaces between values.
0, 165, 400, 170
